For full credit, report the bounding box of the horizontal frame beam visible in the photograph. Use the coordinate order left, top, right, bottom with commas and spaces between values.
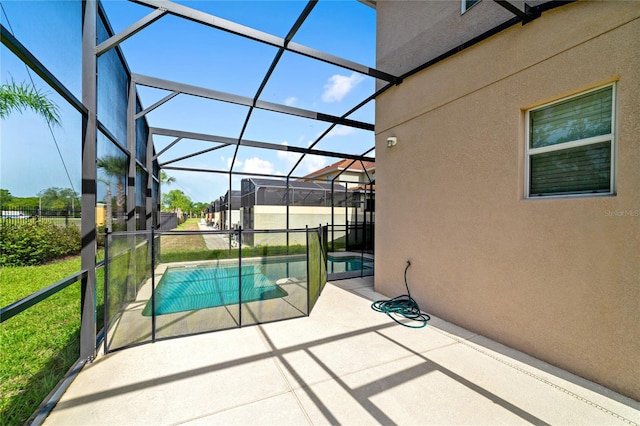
161, 165, 324, 182
160, 143, 232, 166
493, 0, 541, 22
96, 8, 167, 56
152, 136, 182, 160
494, 0, 527, 18
135, 91, 179, 119
131, 0, 400, 84
150, 127, 375, 163
1, 270, 88, 323
135, 74, 374, 130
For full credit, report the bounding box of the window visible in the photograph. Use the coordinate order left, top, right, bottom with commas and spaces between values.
526, 84, 615, 198
461, 0, 481, 14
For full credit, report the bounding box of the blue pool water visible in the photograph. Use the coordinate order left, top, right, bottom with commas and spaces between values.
143, 255, 374, 316
142, 262, 289, 316
327, 255, 374, 274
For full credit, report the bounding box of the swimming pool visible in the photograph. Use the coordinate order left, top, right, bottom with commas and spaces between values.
327, 255, 374, 274
142, 262, 290, 316
142, 255, 374, 316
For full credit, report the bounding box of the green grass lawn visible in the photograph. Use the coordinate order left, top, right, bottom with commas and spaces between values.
159, 218, 236, 263
0, 256, 100, 426
160, 218, 207, 253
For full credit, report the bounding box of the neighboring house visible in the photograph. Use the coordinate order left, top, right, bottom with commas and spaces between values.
303, 158, 375, 185
375, 1, 639, 400
239, 177, 355, 246
303, 158, 376, 218
220, 190, 241, 230
212, 159, 377, 247
213, 197, 223, 229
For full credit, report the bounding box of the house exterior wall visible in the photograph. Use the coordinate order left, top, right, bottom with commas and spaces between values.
310, 170, 371, 184
375, 1, 640, 399
244, 205, 356, 246
220, 209, 240, 229
377, 0, 513, 76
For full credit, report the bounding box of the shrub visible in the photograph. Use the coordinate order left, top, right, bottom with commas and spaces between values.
0, 221, 80, 266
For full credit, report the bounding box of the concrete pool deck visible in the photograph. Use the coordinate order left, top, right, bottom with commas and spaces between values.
44, 276, 639, 425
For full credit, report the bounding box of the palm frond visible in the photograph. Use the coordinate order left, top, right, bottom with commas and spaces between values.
0, 79, 61, 126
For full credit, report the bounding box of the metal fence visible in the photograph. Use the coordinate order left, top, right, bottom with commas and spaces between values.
102, 226, 328, 353
0, 206, 81, 226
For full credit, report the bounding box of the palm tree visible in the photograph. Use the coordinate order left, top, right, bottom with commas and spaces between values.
160, 171, 175, 186
0, 79, 61, 125
97, 156, 128, 229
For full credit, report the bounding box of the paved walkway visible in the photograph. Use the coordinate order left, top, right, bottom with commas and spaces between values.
44, 277, 639, 425
197, 222, 232, 250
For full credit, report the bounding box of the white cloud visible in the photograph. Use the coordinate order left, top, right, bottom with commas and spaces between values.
302, 156, 327, 173
325, 125, 356, 138
277, 141, 303, 168
321, 73, 364, 103
243, 157, 275, 175
284, 96, 297, 106
275, 141, 327, 176
226, 157, 242, 169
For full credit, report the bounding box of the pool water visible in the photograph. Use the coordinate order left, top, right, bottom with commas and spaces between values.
142, 255, 374, 316
327, 256, 374, 274
142, 262, 289, 316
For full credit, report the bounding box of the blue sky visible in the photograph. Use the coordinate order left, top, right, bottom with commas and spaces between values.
1, 0, 377, 203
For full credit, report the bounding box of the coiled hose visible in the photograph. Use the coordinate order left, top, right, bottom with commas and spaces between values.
371, 261, 430, 328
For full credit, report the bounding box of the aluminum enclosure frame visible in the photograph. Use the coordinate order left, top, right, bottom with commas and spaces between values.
80, 0, 553, 358
100, 0, 388, 234
0, 0, 556, 364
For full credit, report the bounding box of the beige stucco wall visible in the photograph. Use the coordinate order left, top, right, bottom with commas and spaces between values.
245, 205, 357, 246
310, 170, 370, 184
219, 210, 239, 229
375, 1, 640, 399
376, 0, 511, 76
250, 205, 354, 229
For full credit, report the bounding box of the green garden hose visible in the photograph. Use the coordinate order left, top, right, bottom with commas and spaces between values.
371, 261, 430, 328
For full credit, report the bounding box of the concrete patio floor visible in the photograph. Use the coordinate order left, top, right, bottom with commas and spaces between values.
44, 277, 639, 425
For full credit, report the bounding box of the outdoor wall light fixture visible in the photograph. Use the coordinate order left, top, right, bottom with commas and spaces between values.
386, 136, 397, 148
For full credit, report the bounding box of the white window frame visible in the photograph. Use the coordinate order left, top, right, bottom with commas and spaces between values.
461, 0, 481, 14
524, 83, 617, 199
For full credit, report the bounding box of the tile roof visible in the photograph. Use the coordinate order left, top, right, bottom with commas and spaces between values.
303, 159, 375, 179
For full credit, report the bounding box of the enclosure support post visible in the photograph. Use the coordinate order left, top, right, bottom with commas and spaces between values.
151, 228, 156, 342
80, 0, 98, 361
369, 183, 373, 253
286, 177, 290, 255
306, 225, 310, 316
345, 183, 348, 251
238, 226, 242, 326
146, 132, 155, 231
330, 180, 334, 252
127, 78, 137, 232
103, 230, 110, 355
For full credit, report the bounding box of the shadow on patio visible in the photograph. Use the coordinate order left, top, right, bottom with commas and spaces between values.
44, 277, 639, 425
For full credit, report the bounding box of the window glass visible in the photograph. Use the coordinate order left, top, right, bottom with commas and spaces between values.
462, 0, 481, 13
529, 142, 611, 196
527, 85, 614, 197
530, 86, 612, 149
